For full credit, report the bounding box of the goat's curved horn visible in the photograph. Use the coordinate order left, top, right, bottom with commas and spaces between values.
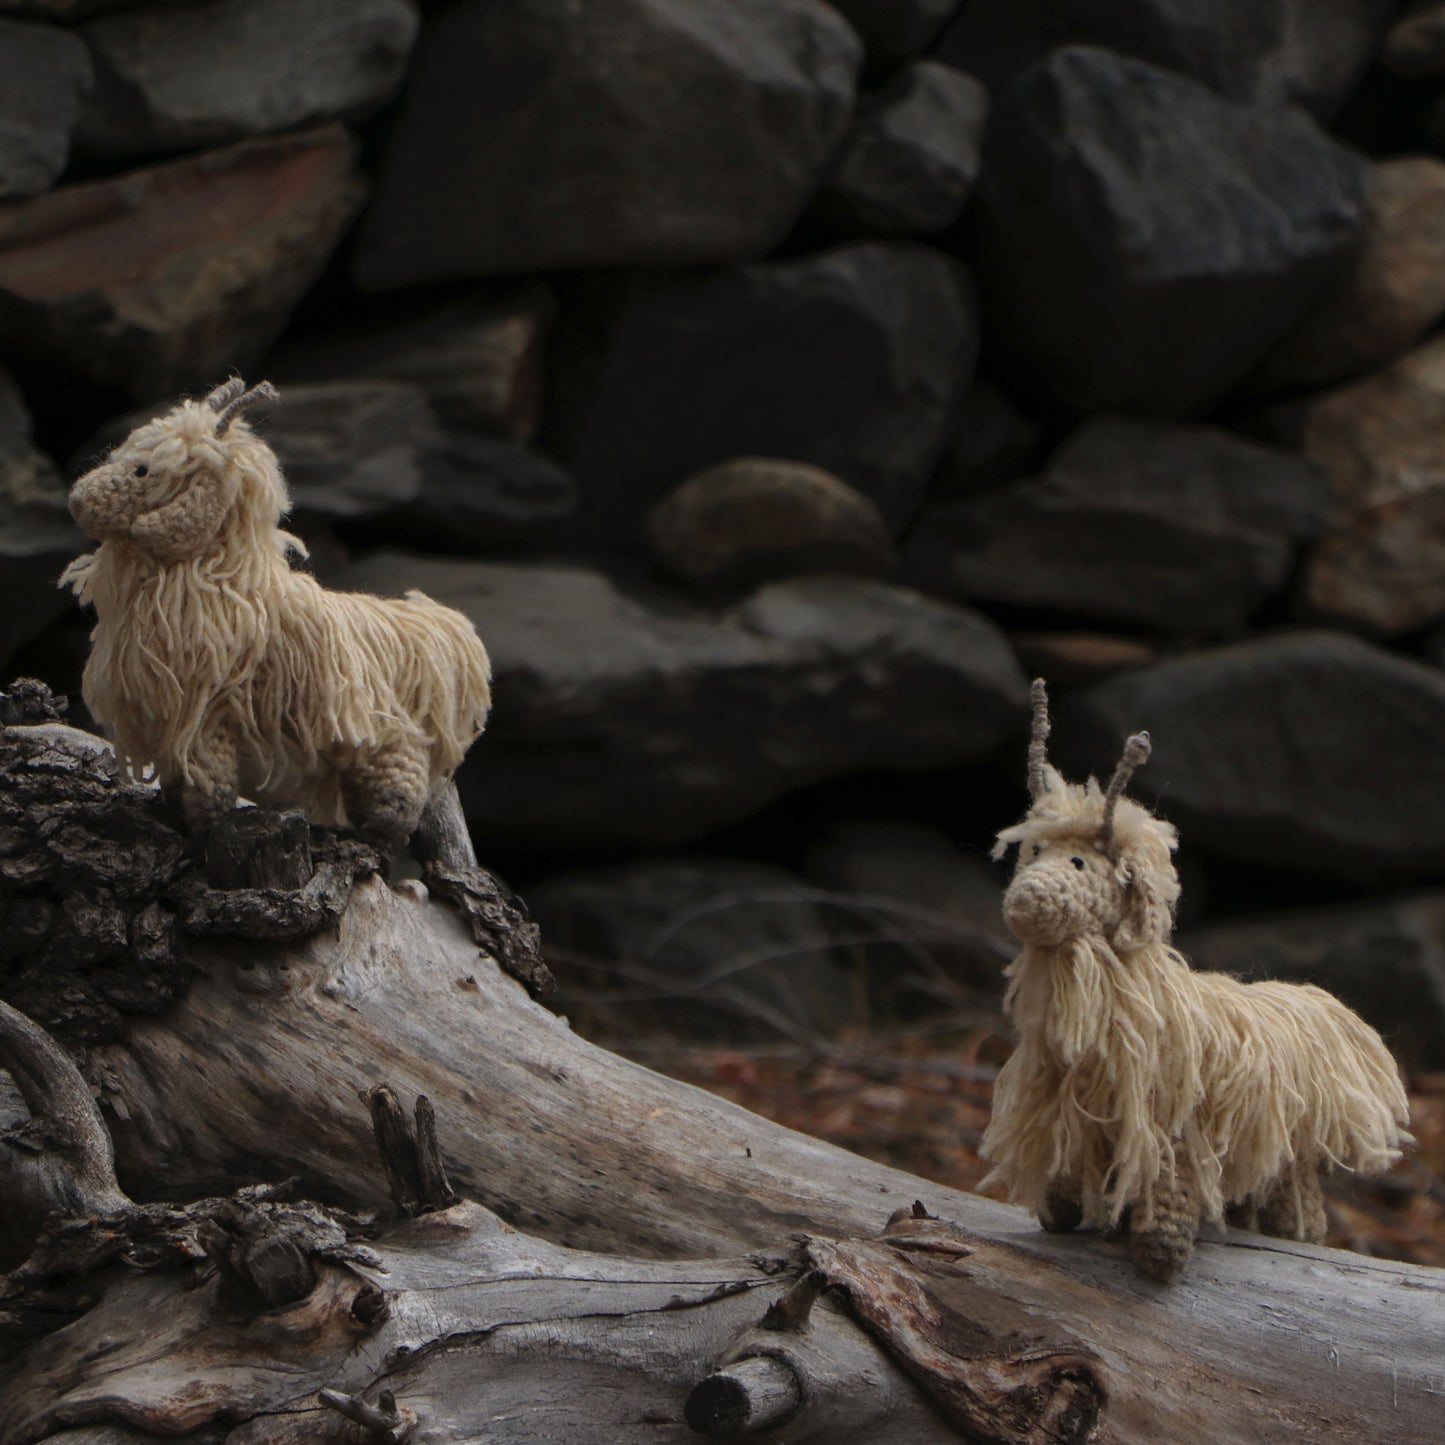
1027, 677, 1052, 800
203, 377, 246, 412
1099, 731, 1151, 856
215, 380, 278, 435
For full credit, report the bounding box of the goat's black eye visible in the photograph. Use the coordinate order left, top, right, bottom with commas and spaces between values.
134, 463, 148, 477
1071, 856, 1085, 870
1032, 844, 1042, 857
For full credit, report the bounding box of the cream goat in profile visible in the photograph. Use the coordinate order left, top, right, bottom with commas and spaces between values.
62, 379, 491, 851
980, 680, 1410, 1282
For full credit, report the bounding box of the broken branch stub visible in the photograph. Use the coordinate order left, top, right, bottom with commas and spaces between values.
367, 1084, 458, 1217
319, 1386, 417, 1443
759, 1266, 829, 1332
414, 1094, 459, 1211
685, 1355, 804, 1435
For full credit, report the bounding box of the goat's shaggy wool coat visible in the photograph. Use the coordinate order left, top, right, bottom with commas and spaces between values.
982, 762, 1410, 1242
63, 383, 490, 838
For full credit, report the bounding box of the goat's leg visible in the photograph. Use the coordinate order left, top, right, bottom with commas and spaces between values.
1297, 1164, 1328, 1244
1128, 1167, 1198, 1283
1258, 1160, 1328, 1244
342, 742, 431, 854
1038, 1181, 1084, 1234
178, 726, 239, 838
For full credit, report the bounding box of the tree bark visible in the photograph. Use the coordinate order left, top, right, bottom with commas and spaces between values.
2, 718, 1442, 1444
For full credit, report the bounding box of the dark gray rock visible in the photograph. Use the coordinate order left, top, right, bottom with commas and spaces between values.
804, 818, 1002, 927
928, 381, 1049, 498
0, 369, 83, 667
274, 384, 576, 545
0, 125, 365, 402
0, 1, 179, 16
404, 435, 576, 550
333, 555, 1028, 850
258, 380, 436, 520
353, 0, 861, 287
1423, 618, 1445, 671
824, 0, 959, 63
802, 816, 1013, 992
3, 372, 63, 506
561, 244, 978, 541
1061, 631, 1445, 881
969, 47, 1368, 418
76, 0, 417, 159
645, 457, 896, 594
810, 60, 987, 236
1182, 894, 1445, 1067
269, 283, 554, 442
1250, 157, 1445, 396
530, 858, 860, 1043
0, 19, 90, 198
1010, 632, 1159, 688
935, 0, 1395, 118
906, 417, 1328, 633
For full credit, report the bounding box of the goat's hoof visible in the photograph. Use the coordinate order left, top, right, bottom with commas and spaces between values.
1129, 1229, 1193, 1283
1225, 1200, 1259, 1232
1039, 1192, 1084, 1234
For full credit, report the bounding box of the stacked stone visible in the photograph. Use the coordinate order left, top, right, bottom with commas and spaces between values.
5, 0, 1445, 1057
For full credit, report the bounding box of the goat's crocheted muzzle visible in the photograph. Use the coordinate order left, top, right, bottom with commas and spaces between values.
1003, 852, 1121, 947
69, 467, 133, 543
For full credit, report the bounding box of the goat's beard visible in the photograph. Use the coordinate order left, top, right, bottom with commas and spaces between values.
62, 522, 284, 792
981, 936, 1204, 1226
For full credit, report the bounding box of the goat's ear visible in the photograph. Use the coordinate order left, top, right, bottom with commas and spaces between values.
129, 468, 232, 561
1111, 853, 1174, 950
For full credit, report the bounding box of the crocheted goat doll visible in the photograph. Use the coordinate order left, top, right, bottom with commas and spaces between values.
981, 680, 1410, 1282
62, 378, 491, 852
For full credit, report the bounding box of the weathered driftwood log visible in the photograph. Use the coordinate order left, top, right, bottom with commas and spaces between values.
0, 1008, 1090, 1445
2, 1193, 988, 1445
2, 718, 1443, 1444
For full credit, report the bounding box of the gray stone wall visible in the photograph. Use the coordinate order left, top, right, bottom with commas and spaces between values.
5, 0, 1445, 1060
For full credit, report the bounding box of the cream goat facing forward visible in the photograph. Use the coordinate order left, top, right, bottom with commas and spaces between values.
62, 378, 491, 852
980, 680, 1410, 1282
